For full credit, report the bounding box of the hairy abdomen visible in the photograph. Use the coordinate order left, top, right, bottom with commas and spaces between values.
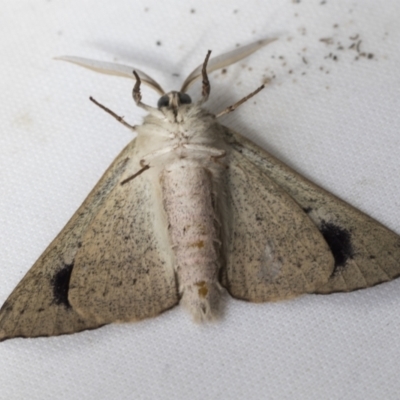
161, 159, 221, 321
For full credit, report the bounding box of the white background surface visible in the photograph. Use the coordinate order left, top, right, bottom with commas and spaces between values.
1, 1, 400, 399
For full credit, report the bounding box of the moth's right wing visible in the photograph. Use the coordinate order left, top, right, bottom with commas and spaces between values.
0, 139, 178, 341
221, 128, 400, 300
220, 142, 335, 301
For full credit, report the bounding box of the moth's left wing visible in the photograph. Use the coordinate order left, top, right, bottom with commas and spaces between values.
67, 168, 179, 326
0, 140, 136, 340
222, 128, 400, 297
0, 139, 178, 341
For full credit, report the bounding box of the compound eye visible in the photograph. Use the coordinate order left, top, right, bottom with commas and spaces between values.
157, 95, 170, 108
178, 93, 192, 104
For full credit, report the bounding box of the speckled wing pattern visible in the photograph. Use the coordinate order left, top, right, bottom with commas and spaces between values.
0, 139, 178, 341
1, 121, 400, 341
222, 128, 400, 297
68, 168, 178, 325
222, 146, 335, 301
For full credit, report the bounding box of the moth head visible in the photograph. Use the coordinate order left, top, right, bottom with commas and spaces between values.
157, 91, 192, 110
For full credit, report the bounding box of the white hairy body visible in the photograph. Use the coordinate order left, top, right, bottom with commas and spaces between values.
134, 105, 226, 320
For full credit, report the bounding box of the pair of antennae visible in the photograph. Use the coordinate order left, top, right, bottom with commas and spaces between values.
56, 38, 276, 96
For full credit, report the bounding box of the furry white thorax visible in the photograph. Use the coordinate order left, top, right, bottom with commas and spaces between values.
135, 102, 227, 171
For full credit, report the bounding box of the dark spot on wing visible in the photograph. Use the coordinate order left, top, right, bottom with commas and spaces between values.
52, 263, 74, 308
319, 221, 354, 273
303, 206, 312, 213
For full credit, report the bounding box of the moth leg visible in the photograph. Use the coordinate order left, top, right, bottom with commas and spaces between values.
120, 164, 150, 185
200, 50, 212, 103
182, 144, 227, 166
140, 145, 176, 164
210, 151, 228, 167
216, 84, 265, 118
120, 145, 177, 185
132, 71, 159, 112
182, 143, 226, 158
89, 96, 136, 131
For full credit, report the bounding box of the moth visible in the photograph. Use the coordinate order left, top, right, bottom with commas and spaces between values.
1, 39, 400, 341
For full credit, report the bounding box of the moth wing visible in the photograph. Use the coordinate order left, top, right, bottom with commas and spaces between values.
222, 128, 400, 297
0, 140, 134, 340
221, 139, 335, 301
67, 166, 178, 325
0, 140, 177, 341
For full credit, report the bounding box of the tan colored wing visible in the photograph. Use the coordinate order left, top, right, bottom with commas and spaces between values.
222, 128, 400, 295
221, 147, 335, 302
0, 140, 133, 341
0, 139, 177, 341
68, 170, 178, 325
